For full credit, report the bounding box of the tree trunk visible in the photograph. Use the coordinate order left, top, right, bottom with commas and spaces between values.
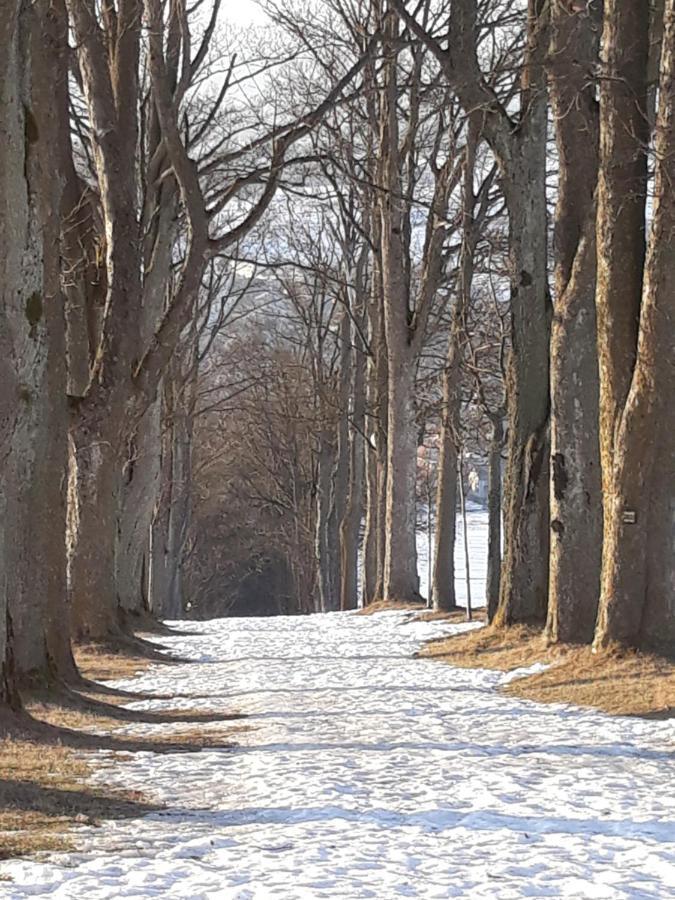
340, 315, 367, 611
494, 139, 551, 627
149, 381, 174, 618
165, 389, 194, 618
117, 402, 162, 622
2, 0, 76, 685
362, 283, 388, 605
546, 0, 602, 644
458, 450, 472, 620
486, 417, 503, 623
316, 432, 337, 612
68, 412, 125, 640
383, 357, 420, 601
431, 368, 459, 611
594, 0, 675, 651
0, 0, 29, 708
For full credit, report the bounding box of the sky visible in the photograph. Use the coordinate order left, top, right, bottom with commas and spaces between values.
221, 0, 268, 26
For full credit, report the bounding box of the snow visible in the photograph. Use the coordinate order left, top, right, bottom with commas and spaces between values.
3, 611, 675, 899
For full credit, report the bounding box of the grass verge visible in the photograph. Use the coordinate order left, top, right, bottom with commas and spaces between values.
422, 624, 675, 718
0, 633, 244, 861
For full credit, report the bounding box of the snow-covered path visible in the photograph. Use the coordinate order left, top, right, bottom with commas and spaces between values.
3, 612, 675, 899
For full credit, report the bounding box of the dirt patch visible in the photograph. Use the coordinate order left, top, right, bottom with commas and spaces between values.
423, 624, 675, 718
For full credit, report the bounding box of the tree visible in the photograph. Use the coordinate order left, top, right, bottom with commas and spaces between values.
593, 0, 675, 651
393, 0, 552, 625
545, 0, 602, 644
0, 0, 76, 689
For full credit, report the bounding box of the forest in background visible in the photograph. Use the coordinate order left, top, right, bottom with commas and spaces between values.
1, 0, 675, 719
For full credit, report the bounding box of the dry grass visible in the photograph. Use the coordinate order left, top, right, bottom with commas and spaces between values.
0, 635, 244, 861
358, 600, 485, 623
0, 731, 159, 859
504, 646, 675, 718
74, 640, 169, 683
423, 624, 675, 717
416, 608, 486, 624
357, 599, 427, 615
422, 624, 547, 670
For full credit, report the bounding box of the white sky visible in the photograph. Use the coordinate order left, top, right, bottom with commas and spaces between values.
221, 0, 268, 26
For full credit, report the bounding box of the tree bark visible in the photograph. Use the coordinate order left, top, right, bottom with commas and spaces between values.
362, 270, 388, 605
68, 413, 125, 640
340, 311, 367, 611
545, 0, 602, 645
117, 402, 162, 622
485, 416, 503, 623
2, 0, 76, 684
316, 431, 338, 612
494, 144, 551, 626
594, 0, 675, 651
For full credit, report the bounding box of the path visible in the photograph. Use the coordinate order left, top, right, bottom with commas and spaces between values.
3, 612, 675, 898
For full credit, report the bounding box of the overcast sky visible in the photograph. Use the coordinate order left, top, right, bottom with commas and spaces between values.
222, 0, 268, 26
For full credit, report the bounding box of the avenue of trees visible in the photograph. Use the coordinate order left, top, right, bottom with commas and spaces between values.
1, 0, 674, 713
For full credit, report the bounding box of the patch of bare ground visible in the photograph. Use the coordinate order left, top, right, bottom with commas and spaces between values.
0, 636, 246, 861
422, 624, 675, 718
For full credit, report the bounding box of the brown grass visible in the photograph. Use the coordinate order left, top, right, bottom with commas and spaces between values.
0, 731, 159, 859
422, 624, 547, 670
358, 600, 485, 623
416, 608, 486, 624
0, 636, 245, 861
74, 640, 172, 683
357, 599, 427, 615
422, 624, 675, 718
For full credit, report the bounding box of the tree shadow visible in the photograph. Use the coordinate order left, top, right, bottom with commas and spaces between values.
0, 777, 162, 827
25, 685, 245, 728
166, 803, 675, 844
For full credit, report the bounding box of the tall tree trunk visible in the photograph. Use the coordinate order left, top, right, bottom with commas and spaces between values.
316, 432, 337, 612
3, 0, 76, 684
0, 0, 29, 708
546, 0, 602, 644
149, 377, 176, 617
486, 416, 503, 623
594, 0, 675, 651
458, 450, 472, 619
117, 402, 162, 623
431, 366, 459, 611
362, 278, 388, 604
340, 314, 367, 611
68, 411, 125, 640
379, 17, 419, 603
494, 134, 551, 627
331, 309, 352, 608
165, 384, 194, 618
382, 357, 420, 601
